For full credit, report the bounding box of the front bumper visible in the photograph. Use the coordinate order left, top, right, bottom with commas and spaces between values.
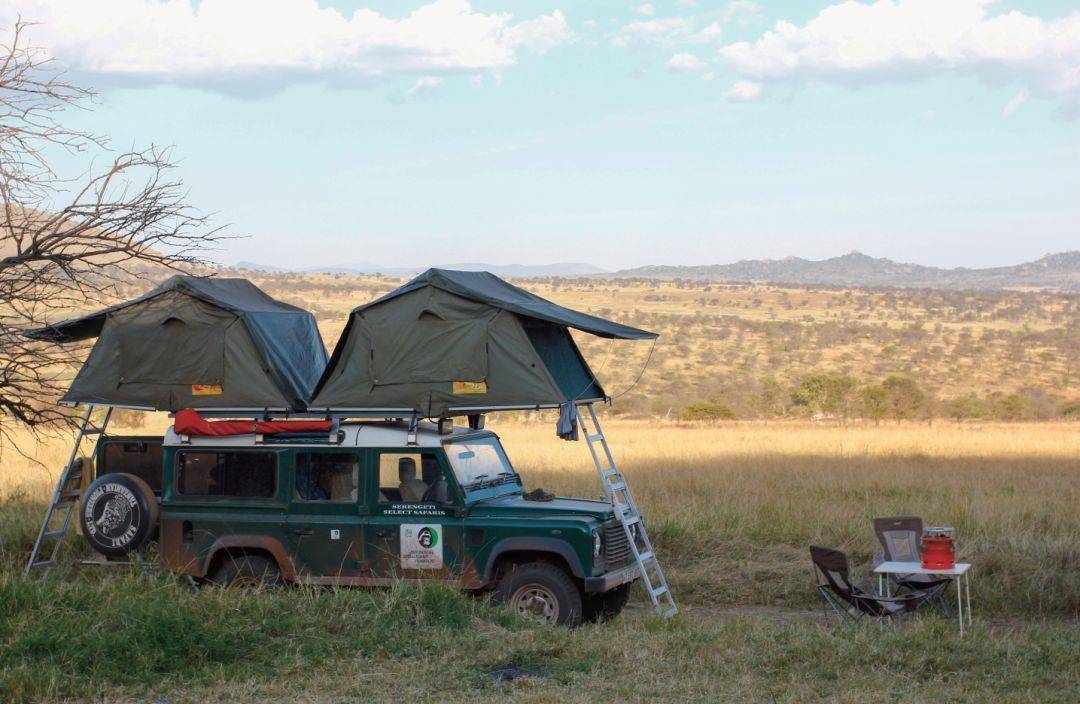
583, 562, 641, 593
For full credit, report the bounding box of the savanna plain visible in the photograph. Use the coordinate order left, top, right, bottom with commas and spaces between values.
1, 275, 1077, 703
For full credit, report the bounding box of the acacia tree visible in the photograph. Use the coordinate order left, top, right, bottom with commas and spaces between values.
0, 21, 221, 445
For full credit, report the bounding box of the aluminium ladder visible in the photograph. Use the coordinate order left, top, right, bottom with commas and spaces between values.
578, 402, 677, 618
24, 405, 112, 578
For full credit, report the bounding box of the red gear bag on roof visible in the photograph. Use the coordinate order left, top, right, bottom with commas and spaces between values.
174, 409, 332, 436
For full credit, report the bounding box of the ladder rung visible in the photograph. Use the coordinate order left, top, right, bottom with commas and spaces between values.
59, 490, 82, 499
27, 560, 54, 570
637, 551, 654, 562
41, 530, 66, 540
651, 586, 669, 598
82, 428, 104, 435
609, 481, 627, 492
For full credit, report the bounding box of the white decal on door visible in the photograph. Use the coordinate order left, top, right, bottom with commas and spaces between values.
400, 524, 443, 569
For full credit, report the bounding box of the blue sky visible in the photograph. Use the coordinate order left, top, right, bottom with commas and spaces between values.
7, 1, 1079, 270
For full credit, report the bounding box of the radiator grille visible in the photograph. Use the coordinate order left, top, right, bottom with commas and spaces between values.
604, 522, 633, 565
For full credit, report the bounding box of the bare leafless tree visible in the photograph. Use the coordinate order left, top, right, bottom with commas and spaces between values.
0, 21, 223, 445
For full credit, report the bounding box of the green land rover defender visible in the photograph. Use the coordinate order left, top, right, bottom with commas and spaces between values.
79, 421, 642, 626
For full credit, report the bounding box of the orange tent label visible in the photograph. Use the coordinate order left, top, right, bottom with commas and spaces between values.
191, 384, 223, 396
452, 381, 487, 394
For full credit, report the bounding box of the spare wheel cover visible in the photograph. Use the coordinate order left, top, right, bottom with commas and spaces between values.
81, 475, 153, 555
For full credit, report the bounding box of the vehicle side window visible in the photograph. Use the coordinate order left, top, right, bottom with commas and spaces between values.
295, 452, 358, 502
177, 451, 276, 498
378, 452, 443, 503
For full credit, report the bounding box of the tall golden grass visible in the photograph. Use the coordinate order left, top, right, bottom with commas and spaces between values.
2, 419, 1076, 614
501, 419, 1080, 615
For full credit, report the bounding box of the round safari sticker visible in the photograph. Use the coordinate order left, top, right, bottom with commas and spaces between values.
417, 526, 438, 549
401, 524, 443, 569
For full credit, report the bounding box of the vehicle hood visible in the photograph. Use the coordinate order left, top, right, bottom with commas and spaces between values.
466, 494, 614, 522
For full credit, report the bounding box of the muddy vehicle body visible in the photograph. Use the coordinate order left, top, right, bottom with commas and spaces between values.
83, 421, 640, 626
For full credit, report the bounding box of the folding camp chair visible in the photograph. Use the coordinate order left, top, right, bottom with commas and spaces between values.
873, 516, 952, 617
810, 545, 927, 624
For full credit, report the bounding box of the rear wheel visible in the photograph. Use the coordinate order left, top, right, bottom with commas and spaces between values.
206, 554, 283, 590
583, 583, 631, 623
79, 473, 159, 557
493, 562, 583, 627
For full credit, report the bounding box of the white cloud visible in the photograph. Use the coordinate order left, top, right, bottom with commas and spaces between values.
676, 0, 698, 7
635, 3, 655, 16
1003, 87, 1030, 116
612, 17, 694, 47
723, 1, 763, 27
695, 22, 723, 44
703, 71, 717, 81
1, 0, 569, 97
725, 79, 763, 101
613, 16, 721, 48
717, 0, 1080, 116
393, 75, 442, 103
667, 53, 708, 71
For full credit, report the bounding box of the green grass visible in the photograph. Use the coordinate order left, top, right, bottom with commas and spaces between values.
0, 569, 1076, 703
2, 421, 1077, 702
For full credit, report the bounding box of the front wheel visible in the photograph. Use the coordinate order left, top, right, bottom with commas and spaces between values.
584, 583, 631, 623
493, 562, 583, 627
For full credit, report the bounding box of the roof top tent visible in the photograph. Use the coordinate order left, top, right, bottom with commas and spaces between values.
309, 268, 657, 429
27, 275, 328, 412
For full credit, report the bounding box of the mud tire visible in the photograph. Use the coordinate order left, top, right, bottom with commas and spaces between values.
583, 583, 631, 623
493, 561, 583, 627
206, 554, 284, 590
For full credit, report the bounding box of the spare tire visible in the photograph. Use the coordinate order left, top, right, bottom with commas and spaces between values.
79, 473, 159, 557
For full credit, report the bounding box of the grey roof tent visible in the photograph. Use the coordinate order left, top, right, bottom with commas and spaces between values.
310, 268, 656, 417
27, 276, 327, 411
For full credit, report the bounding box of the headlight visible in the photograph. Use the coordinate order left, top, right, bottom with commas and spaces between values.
593, 530, 603, 558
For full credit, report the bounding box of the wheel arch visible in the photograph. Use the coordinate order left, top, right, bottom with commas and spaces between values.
201, 535, 298, 581
482, 537, 585, 583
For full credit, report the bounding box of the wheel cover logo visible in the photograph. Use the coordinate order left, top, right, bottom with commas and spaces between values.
96, 496, 130, 533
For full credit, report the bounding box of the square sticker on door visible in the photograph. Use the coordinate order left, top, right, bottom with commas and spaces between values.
330, 529, 341, 540
400, 524, 443, 569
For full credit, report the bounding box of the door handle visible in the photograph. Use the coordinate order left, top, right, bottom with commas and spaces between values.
374, 528, 392, 538
292, 528, 314, 537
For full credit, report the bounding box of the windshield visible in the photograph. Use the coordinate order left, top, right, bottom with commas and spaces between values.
444, 436, 519, 492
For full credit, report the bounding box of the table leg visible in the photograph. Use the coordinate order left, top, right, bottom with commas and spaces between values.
956, 576, 964, 637
966, 571, 972, 628
878, 574, 883, 597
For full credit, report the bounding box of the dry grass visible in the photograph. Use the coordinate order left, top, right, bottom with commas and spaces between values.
4, 419, 1076, 616
1, 419, 1077, 702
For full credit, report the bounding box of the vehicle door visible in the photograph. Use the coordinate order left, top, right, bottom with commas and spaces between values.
163, 448, 288, 573
285, 449, 367, 582
365, 449, 463, 582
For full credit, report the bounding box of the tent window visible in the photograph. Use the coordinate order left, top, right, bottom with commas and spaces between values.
369, 318, 488, 385
116, 297, 228, 386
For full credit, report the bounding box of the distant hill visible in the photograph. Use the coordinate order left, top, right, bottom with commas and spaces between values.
232, 261, 606, 278
608, 251, 1080, 291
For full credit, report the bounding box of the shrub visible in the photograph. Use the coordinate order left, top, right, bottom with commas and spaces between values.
680, 402, 737, 421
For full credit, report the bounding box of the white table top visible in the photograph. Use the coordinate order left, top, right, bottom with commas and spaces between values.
874, 561, 971, 576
